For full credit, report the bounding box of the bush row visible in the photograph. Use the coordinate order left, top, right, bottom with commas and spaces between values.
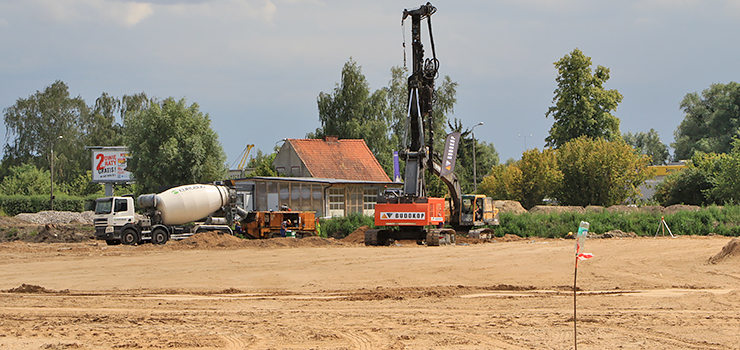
0, 195, 96, 216
497, 205, 740, 238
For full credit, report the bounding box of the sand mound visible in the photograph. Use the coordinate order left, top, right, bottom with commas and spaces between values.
606, 205, 640, 213
0, 216, 34, 226
0, 224, 94, 243
493, 200, 527, 214
343, 225, 370, 244
3, 284, 68, 294
30, 224, 94, 243
169, 231, 343, 250
664, 204, 700, 214
172, 231, 247, 249
638, 206, 666, 214
496, 233, 525, 242
708, 238, 740, 264
455, 235, 487, 244
529, 206, 586, 214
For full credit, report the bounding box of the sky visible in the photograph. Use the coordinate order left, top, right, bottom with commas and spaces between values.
2, 0, 740, 170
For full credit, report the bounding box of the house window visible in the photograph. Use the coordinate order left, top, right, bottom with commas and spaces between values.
276, 167, 285, 175
363, 188, 377, 210
347, 185, 363, 214
329, 188, 345, 211
290, 166, 301, 176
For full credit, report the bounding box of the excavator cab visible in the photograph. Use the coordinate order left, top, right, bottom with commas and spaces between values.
459, 194, 499, 227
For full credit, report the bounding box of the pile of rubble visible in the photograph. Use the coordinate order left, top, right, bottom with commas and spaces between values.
14, 211, 94, 225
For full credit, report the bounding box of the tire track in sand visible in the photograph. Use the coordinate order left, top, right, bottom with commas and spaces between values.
339, 331, 372, 350
221, 333, 269, 350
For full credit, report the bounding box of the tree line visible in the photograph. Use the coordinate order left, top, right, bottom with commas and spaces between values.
478, 48, 740, 208
2, 49, 739, 208
1, 81, 226, 197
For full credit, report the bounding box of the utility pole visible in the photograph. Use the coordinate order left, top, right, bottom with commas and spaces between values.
50, 135, 63, 211
472, 122, 483, 192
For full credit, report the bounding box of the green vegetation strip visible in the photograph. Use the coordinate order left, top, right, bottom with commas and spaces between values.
320, 207, 740, 239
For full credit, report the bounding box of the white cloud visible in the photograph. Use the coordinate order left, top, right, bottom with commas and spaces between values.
147, 0, 280, 26
31, 0, 154, 26
262, 1, 276, 22
119, 2, 154, 26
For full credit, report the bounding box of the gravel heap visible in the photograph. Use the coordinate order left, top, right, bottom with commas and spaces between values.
14, 211, 94, 225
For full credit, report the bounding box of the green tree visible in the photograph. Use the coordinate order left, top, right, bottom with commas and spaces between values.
84, 92, 149, 148
58, 171, 104, 197
385, 66, 408, 152
556, 136, 652, 206
545, 48, 623, 148
478, 163, 523, 201
246, 149, 278, 177
0, 163, 52, 196
477, 148, 559, 209
124, 97, 227, 194
516, 148, 562, 209
1, 80, 89, 185
672, 82, 740, 160
653, 152, 724, 206
707, 139, 740, 204
623, 129, 670, 165
309, 58, 394, 175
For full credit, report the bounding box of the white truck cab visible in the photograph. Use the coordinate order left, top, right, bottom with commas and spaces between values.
94, 196, 143, 245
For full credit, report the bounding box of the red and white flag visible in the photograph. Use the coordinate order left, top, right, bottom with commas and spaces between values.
577, 252, 594, 261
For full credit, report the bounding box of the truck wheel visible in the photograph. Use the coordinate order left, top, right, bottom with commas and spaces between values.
121, 228, 140, 245
151, 228, 168, 245
105, 240, 120, 246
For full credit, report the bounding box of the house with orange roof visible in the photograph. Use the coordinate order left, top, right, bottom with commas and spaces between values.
232, 137, 400, 218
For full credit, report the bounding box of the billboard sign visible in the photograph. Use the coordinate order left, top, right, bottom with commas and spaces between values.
91, 148, 132, 182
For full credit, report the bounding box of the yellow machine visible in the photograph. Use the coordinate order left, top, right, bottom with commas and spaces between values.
459, 194, 499, 227
241, 210, 317, 239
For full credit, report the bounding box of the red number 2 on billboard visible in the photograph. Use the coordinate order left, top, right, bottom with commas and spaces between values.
95, 153, 105, 170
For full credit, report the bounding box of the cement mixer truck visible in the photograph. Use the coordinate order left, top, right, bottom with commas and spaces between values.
93, 184, 248, 245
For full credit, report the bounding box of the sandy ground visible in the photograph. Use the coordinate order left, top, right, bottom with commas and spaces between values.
1, 233, 739, 350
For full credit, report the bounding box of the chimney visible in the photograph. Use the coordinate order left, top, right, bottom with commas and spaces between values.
324, 135, 339, 143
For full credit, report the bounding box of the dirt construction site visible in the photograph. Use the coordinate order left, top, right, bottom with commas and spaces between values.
1, 213, 740, 349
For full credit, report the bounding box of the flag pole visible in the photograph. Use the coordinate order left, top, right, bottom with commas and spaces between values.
573, 221, 590, 350
574, 254, 579, 350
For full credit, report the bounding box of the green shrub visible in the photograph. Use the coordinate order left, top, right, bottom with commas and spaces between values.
497, 206, 740, 238
0, 195, 85, 216
321, 213, 376, 239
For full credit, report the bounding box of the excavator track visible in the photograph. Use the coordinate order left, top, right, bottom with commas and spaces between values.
364, 229, 395, 246
426, 228, 456, 246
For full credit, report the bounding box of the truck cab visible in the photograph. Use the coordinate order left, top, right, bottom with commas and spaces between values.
94, 196, 138, 244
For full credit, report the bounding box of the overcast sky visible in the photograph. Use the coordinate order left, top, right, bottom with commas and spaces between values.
2, 0, 739, 170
